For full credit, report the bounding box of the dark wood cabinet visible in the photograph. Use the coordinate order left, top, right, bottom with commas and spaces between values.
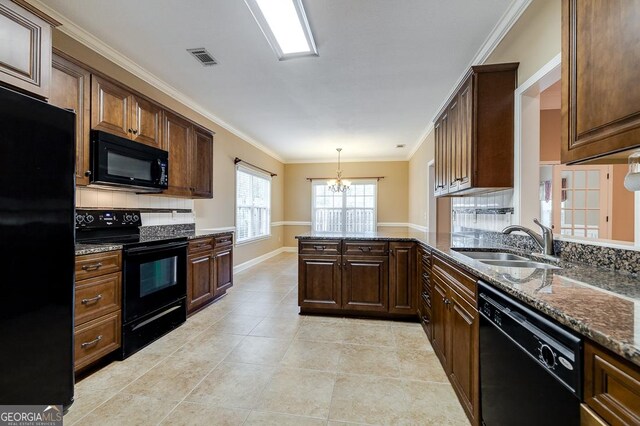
561, 0, 640, 164
584, 341, 640, 425
50, 52, 91, 185
192, 126, 214, 198
186, 234, 234, 315
213, 246, 233, 296
74, 250, 122, 372
388, 242, 416, 315
298, 239, 416, 318
434, 63, 518, 197
299, 254, 342, 310
163, 111, 193, 197
417, 245, 432, 338
91, 75, 163, 149
342, 256, 388, 312
430, 255, 480, 426
0, 0, 55, 99
187, 252, 215, 313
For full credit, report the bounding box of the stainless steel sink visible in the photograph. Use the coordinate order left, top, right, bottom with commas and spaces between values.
479, 259, 561, 270
455, 251, 528, 261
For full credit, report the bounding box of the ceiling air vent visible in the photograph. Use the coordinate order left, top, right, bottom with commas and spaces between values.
187, 48, 218, 66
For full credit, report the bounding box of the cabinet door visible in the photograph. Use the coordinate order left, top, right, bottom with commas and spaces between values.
431, 276, 449, 368
388, 242, 416, 315
50, 54, 91, 185
192, 127, 213, 198
130, 95, 162, 148
458, 82, 473, 190
213, 247, 233, 296
449, 289, 480, 424
342, 256, 388, 312
163, 111, 193, 196
434, 117, 447, 196
299, 255, 341, 310
448, 99, 460, 193
0, 0, 51, 99
561, 0, 640, 163
91, 75, 131, 139
187, 252, 214, 314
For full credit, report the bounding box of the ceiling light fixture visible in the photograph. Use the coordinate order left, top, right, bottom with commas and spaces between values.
244, 0, 318, 60
327, 148, 351, 193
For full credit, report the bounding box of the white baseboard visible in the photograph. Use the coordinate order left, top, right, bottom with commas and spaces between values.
233, 246, 294, 273
408, 223, 428, 232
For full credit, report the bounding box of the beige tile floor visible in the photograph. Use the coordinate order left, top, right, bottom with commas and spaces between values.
66, 252, 469, 425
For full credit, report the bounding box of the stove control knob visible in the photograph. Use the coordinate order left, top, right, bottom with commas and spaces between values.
133, 214, 139, 222
85, 214, 94, 223
124, 214, 132, 222
539, 344, 556, 369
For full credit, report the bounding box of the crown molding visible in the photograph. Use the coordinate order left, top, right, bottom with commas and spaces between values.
407, 0, 532, 162
26, 0, 285, 164
286, 157, 409, 164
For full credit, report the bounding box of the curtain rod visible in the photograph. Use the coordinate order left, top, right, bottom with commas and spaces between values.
234, 158, 277, 177
306, 176, 385, 181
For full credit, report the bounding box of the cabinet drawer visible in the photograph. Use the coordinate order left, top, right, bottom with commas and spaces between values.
75, 272, 121, 326
189, 237, 214, 253
584, 341, 640, 425
299, 240, 342, 255
343, 241, 388, 256
419, 300, 431, 328
420, 286, 432, 308
74, 311, 121, 371
214, 234, 233, 247
432, 255, 477, 307
75, 250, 122, 280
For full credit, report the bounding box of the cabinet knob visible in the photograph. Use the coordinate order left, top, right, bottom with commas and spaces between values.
128, 128, 133, 133
132, 129, 138, 134
84, 170, 92, 177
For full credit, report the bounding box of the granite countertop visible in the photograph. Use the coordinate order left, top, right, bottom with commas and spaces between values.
296, 231, 640, 366
75, 229, 234, 256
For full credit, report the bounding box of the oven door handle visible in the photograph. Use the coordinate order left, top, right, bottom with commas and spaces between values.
125, 241, 188, 255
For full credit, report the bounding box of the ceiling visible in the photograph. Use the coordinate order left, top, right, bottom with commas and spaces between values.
42, 0, 516, 162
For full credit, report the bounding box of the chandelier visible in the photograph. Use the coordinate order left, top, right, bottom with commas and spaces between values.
327, 148, 351, 193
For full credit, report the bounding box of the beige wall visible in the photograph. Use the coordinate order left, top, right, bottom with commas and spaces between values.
486, 0, 561, 85
282, 161, 409, 246
540, 109, 561, 162
611, 164, 635, 242
52, 31, 285, 266
408, 131, 434, 228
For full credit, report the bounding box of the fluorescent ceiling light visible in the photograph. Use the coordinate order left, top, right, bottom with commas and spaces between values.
245, 0, 318, 60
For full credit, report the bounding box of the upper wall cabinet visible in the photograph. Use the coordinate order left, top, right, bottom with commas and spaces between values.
561, 0, 640, 164
91, 75, 162, 149
0, 0, 58, 99
434, 63, 518, 197
50, 52, 91, 185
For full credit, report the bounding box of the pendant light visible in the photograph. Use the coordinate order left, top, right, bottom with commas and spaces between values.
327, 148, 351, 193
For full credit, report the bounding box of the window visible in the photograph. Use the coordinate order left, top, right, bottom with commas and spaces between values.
312, 180, 377, 233
236, 165, 271, 243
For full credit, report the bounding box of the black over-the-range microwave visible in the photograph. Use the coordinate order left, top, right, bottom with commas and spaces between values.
89, 130, 169, 193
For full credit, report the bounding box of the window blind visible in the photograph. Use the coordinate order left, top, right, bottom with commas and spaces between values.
236, 165, 271, 242
312, 180, 377, 233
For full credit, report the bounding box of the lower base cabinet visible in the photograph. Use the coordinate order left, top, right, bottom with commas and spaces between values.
584, 341, 640, 425
298, 239, 414, 318
431, 255, 480, 426
187, 234, 234, 316
74, 250, 122, 372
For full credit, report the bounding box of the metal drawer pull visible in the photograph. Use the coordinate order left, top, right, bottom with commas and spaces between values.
422, 316, 430, 324
218, 238, 231, 243
359, 246, 372, 252
81, 335, 103, 349
313, 245, 326, 251
81, 262, 103, 271
81, 294, 103, 305
423, 273, 429, 279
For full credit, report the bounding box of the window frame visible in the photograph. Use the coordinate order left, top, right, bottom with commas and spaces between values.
235, 164, 272, 245
311, 179, 378, 234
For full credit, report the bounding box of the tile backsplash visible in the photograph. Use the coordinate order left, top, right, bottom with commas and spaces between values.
451, 189, 514, 233
76, 187, 196, 226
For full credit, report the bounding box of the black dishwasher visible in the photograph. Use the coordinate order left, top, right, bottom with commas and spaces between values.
478, 281, 582, 426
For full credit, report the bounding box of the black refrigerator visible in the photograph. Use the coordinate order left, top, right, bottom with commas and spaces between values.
0, 86, 75, 408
